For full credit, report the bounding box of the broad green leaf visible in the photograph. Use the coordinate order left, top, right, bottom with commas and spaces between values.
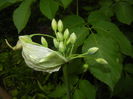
114, 1, 133, 24
13, 0, 34, 33
88, 10, 110, 24
82, 33, 122, 90
63, 15, 85, 28
88, 0, 113, 24
99, 0, 114, 18
79, 80, 96, 99
61, 0, 72, 8
0, 0, 20, 11
40, 0, 59, 19
92, 21, 133, 57
73, 89, 86, 99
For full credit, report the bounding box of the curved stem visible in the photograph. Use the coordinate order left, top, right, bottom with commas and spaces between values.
30, 33, 55, 39
63, 63, 71, 99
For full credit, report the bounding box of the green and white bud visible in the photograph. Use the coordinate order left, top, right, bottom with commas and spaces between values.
64, 28, 70, 40
53, 38, 59, 48
41, 37, 48, 47
69, 32, 77, 44
51, 19, 57, 32
59, 42, 65, 52
58, 20, 63, 32
88, 47, 99, 54
56, 32, 63, 41
96, 58, 108, 64
83, 64, 89, 70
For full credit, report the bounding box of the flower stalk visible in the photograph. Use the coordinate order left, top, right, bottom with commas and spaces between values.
63, 63, 71, 99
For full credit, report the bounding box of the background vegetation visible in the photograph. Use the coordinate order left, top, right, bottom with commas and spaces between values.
0, 0, 133, 99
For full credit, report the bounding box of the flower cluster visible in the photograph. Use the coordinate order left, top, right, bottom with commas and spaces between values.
5, 19, 108, 73
51, 19, 77, 57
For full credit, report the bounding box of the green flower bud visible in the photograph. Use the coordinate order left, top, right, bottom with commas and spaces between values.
53, 38, 59, 48
64, 28, 69, 40
88, 47, 99, 54
58, 20, 63, 32
41, 37, 48, 47
96, 58, 108, 64
70, 32, 77, 44
59, 42, 65, 52
51, 19, 57, 32
66, 38, 70, 45
56, 32, 63, 41
83, 64, 89, 69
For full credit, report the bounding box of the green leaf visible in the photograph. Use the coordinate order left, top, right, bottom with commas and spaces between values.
73, 89, 86, 99
0, 0, 20, 11
92, 21, 133, 57
79, 80, 96, 99
82, 33, 122, 90
61, 0, 72, 8
40, 0, 59, 19
49, 84, 66, 98
114, 1, 133, 24
63, 15, 85, 28
88, 10, 110, 24
13, 0, 34, 33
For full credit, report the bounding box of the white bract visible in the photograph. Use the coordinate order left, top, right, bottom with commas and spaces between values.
20, 36, 67, 73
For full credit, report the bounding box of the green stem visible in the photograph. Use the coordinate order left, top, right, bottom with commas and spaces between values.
63, 63, 71, 99
30, 33, 55, 39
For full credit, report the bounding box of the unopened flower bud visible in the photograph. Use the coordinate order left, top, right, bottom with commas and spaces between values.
56, 32, 63, 41
58, 20, 63, 32
64, 28, 69, 40
83, 64, 89, 70
70, 32, 77, 44
53, 38, 59, 48
51, 19, 57, 32
59, 42, 65, 52
66, 38, 70, 45
88, 47, 99, 54
41, 37, 48, 47
96, 58, 108, 64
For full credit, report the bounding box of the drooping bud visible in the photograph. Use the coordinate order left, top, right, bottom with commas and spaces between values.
51, 19, 57, 32
56, 32, 63, 41
88, 47, 99, 54
64, 28, 69, 40
58, 20, 63, 32
69, 32, 77, 44
53, 38, 59, 48
96, 58, 108, 64
59, 42, 65, 52
41, 37, 48, 47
